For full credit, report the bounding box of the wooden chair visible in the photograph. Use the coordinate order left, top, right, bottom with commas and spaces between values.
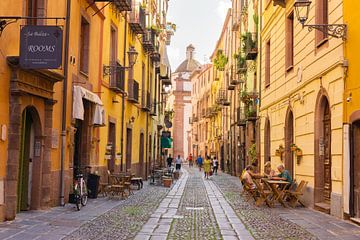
240, 178, 258, 202
284, 180, 308, 208
253, 179, 274, 207
122, 175, 133, 196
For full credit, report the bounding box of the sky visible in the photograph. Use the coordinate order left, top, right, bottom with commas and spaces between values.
166, 0, 232, 70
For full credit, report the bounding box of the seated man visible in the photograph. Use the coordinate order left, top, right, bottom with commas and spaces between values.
242, 165, 256, 189
274, 164, 294, 189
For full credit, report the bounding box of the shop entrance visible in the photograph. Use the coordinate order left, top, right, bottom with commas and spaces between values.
17, 107, 41, 212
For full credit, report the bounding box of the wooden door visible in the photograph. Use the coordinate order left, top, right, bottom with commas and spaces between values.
285, 111, 294, 179
323, 103, 332, 202
353, 121, 360, 217
139, 133, 145, 178
108, 122, 116, 173
126, 128, 132, 172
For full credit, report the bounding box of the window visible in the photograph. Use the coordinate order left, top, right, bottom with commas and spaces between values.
316, 0, 328, 45
285, 12, 294, 71
80, 17, 90, 75
26, 0, 45, 25
110, 26, 117, 64
265, 40, 271, 88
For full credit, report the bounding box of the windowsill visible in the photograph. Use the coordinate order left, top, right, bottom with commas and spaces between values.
316, 37, 329, 49
286, 65, 294, 73
265, 84, 270, 89
79, 70, 89, 78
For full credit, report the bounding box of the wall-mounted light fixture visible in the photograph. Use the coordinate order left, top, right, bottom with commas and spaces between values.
103, 46, 138, 76
294, 0, 347, 40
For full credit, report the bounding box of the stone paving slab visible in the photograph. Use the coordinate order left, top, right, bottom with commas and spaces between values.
213, 170, 360, 240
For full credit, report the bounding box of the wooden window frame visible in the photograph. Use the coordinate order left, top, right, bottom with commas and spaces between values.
285, 11, 294, 72
79, 16, 90, 76
315, 0, 328, 47
265, 39, 271, 88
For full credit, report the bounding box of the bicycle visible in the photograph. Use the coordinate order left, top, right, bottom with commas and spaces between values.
73, 172, 88, 211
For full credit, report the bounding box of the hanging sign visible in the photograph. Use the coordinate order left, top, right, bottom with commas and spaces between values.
20, 25, 63, 69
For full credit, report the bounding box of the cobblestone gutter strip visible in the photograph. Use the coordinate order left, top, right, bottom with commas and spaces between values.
63, 184, 169, 240
167, 168, 222, 240
212, 173, 317, 240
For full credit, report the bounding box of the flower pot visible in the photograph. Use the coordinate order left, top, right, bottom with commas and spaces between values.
296, 150, 303, 156
275, 150, 281, 156
291, 146, 297, 152
163, 178, 172, 188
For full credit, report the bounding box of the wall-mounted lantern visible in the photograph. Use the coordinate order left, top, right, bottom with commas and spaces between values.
294, 0, 347, 40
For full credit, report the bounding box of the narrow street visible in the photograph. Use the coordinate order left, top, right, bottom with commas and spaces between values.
1, 166, 360, 240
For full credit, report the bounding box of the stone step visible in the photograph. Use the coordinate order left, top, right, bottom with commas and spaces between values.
314, 202, 330, 214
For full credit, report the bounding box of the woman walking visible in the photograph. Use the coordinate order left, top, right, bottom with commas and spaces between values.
203, 156, 212, 179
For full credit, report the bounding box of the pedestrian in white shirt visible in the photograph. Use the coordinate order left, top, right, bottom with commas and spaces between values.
175, 155, 183, 170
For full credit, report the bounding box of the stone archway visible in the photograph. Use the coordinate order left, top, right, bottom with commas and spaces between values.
285, 108, 294, 179
314, 89, 332, 209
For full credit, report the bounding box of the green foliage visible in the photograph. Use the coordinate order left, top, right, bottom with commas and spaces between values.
214, 50, 228, 71
248, 143, 257, 163
241, 32, 256, 53
234, 53, 247, 73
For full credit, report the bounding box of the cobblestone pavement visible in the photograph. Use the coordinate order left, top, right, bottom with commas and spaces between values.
0, 182, 169, 240
212, 171, 360, 240
136, 167, 253, 240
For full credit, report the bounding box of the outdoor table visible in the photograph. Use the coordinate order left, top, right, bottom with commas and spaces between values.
262, 178, 289, 207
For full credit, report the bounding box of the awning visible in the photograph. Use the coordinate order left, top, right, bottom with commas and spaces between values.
159, 42, 171, 77
73, 86, 105, 126
161, 137, 173, 149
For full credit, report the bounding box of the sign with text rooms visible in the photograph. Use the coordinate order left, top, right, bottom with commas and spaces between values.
20, 25, 63, 69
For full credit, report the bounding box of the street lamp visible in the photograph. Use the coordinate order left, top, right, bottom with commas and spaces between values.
127, 46, 138, 68
293, 0, 347, 40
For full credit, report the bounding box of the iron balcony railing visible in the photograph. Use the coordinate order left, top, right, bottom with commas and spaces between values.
108, 61, 125, 93
128, 79, 139, 103
216, 89, 230, 106
142, 29, 156, 52
129, 2, 146, 34
244, 32, 258, 60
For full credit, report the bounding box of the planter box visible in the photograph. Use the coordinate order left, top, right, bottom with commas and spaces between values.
163, 178, 172, 188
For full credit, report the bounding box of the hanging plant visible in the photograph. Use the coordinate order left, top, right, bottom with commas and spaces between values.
290, 143, 297, 152
234, 53, 247, 74
242, 32, 256, 53
295, 147, 303, 156
214, 50, 228, 71
248, 143, 257, 163
240, 91, 251, 104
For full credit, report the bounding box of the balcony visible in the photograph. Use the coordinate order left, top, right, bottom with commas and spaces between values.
243, 32, 258, 60
228, 84, 235, 90
150, 46, 161, 62
216, 89, 230, 106
94, 0, 132, 11
129, 3, 146, 34
107, 62, 125, 93
141, 90, 151, 111
237, 107, 246, 126
230, 65, 244, 85
142, 29, 156, 53
128, 79, 139, 103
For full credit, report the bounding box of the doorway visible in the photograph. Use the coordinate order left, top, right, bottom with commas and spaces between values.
108, 122, 116, 173
314, 95, 332, 209
17, 107, 40, 212
285, 110, 294, 179
126, 128, 132, 172
351, 121, 360, 217
264, 118, 271, 164
139, 133, 145, 178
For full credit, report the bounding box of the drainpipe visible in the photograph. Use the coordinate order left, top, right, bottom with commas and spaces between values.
60, 0, 71, 206
121, 13, 128, 172
259, 0, 262, 109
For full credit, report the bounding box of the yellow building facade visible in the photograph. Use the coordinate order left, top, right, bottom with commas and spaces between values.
0, 0, 172, 221
260, 0, 345, 218
343, 0, 360, 220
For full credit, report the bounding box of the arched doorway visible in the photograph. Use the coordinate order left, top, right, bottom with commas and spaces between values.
285, 109, 294, 179
264, 118, 271, 164
314, 93, 332, 209
17, 107, 42, 212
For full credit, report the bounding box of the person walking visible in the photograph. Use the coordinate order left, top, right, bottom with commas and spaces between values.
167, 154, 173, 168
187, 153, 193, 167
213, 156, 219, 175
196, 155, 203, 171
203, 156, 212, 179
175, 155, 183, 171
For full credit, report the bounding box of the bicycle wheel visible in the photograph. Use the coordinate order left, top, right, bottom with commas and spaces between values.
81, 180, 88, 206
74, 184, 81, 211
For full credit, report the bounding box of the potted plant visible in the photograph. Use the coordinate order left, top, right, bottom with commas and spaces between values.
248, 143, 257, 164
290, 143, 297, 152
295, 147, 303, 156
214, 50, 228, 71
